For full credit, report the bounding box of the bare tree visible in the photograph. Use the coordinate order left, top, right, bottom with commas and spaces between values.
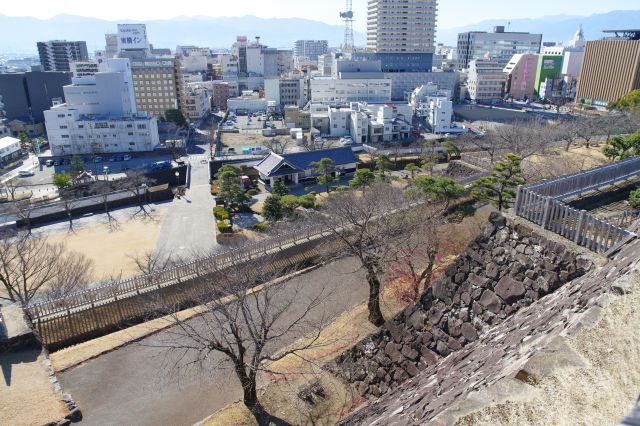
59, 189, 79, 231
491, 118, 555, 159
384, 205, 445, 302
0, 233, 93, 306
10, 199, 36, 235
315, 183, 413, 326
302, 137, 336, 152
94, 179, 121, 222
126, 170, 154, 217
2, 179, 23, 201
129, 250, 181, 275
554, 117, 581, 151
151, 254, 333, 422
262, 136, 290, 154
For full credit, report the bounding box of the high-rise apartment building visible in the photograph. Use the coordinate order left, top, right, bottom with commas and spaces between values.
576, 30, 640, 107
294, 40, 328, 61
366, 0, 437, 54
37, 40, 89, 72
457, 26, 542, 70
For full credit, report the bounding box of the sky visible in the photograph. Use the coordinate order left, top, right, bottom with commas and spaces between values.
0, 0, 638, 30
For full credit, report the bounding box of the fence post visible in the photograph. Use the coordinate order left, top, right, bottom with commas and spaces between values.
514, 185, 523, 215
574, 210, 587, 245
541, 197, 552, 229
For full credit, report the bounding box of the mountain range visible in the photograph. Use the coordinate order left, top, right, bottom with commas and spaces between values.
437, 10, 640, 45
0, 10, 639, 55
0, 14, 365, 54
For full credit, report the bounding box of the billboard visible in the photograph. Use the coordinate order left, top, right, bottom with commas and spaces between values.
534, 55, 563, 97
117, 24, 149, 51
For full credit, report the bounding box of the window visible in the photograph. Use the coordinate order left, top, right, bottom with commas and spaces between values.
61, 135, 69, 138
59, 125, 68, 129
128, 132, 134, 136
57, 114, 65, 118
137, 124, 147, 130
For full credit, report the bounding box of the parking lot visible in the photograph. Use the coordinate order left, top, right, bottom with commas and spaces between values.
50, 152, 174, 175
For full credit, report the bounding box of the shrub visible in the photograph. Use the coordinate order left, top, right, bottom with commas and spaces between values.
281, 194, 301, 213
252, 223, 269, 232
298, 193, 317, 209
217, 221, 233, 234
336, 185, 350, 191
631, 187, 640, 209
213, 206, 230, 221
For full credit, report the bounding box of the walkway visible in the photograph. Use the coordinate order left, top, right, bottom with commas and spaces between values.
58, 257, 368, 426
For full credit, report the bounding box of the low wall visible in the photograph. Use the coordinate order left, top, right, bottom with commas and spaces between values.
334, 212, 594, 397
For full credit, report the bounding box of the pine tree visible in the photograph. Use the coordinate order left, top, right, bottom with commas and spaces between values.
471, 153, 525, 211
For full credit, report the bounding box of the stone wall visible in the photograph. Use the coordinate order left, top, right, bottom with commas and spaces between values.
334, 212, 594, 397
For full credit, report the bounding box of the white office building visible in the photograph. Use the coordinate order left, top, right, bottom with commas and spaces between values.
70, 60, 100, 78
366, 0, 437, 54
265, 78, 307, 108
183, 83, 211, 122
44, 58, 159, 156
410, 83, 463, 133
310, 76, 392, 104
0, 136, 21, 165
311, 102, 412, 143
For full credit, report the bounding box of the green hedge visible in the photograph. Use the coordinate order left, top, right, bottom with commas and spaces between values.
217, 221, 233, 233
252, 223, 269, 231
213, 206, 230, 221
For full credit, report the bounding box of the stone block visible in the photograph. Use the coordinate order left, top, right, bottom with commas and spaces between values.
461, 322, 477, 341
401, 345, 419, 361
495, 276, 526, 304
384, 342, 404, 363
420, 346, 438, 365
478, 290, 502, 314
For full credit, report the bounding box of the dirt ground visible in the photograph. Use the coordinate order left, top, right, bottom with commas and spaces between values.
42, 207, 168, 281
523, 145, 608, 181
456, 271, 640, 426
220, 132, 273, 150
0, 349, 67, 426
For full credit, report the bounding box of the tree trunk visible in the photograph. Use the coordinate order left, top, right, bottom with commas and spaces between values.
365, 264, 385, 326
235, 363, 261, 413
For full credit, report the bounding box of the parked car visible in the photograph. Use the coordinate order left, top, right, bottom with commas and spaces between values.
53, 160, 60, 166
18, 170, 35, 177
94, 156, 103, 163
123, 154, 132, 161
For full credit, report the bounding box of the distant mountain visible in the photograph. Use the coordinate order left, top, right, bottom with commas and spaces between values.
0, 14, 366, 54
437, 10, 640, 46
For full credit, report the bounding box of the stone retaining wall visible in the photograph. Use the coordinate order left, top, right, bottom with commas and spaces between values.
333, 212, 594, 397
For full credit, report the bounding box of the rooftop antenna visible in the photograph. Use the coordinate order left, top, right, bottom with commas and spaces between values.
340, 0, 355, 53
255, 36, 261, 45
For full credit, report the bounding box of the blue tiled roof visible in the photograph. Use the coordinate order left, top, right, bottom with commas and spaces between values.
254, 147, 358, 178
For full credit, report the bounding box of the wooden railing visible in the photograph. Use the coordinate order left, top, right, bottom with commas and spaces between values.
25, 224, 328, 321
514, 157, 640, 255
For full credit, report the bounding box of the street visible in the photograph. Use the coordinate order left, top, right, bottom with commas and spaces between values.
58, 256, 369, 426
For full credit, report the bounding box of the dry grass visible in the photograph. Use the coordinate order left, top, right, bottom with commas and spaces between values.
220, 133, 273, 150
523, 145, 608, 182
43, 207, 168, 280
456, 271, 640, 426
0, 350, 67, 426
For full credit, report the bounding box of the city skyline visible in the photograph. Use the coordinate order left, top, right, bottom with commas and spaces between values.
0, 0, 638, 31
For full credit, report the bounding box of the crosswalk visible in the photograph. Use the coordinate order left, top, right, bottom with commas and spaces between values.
187, 154, 211, 161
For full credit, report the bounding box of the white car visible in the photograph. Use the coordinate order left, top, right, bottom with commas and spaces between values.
18, 170, 35, 177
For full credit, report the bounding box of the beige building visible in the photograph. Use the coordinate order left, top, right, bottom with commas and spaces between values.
576, 30, 640, 107
130, 57, 179, 118
284, 106, 311, 129
503, 54, 539, 100
210, 81, 231, 111
467, 58, 506, 102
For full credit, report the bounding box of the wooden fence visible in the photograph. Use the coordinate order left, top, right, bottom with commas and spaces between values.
26, 224, 327, 321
